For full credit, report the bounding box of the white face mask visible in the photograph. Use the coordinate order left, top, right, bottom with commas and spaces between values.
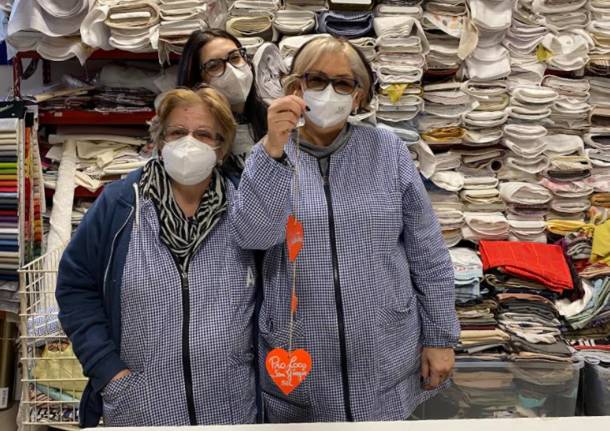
209, 63, 253, 106
161, 135, 218, 186
303, 86, 354, 129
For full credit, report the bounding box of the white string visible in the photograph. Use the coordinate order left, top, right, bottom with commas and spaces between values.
288, 122, 303, 353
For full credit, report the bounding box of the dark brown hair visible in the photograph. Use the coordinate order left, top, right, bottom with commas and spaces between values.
177, 29, 267, 142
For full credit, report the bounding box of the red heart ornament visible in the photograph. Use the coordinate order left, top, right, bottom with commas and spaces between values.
265, 348, 312, 396
286, 215, 304, 262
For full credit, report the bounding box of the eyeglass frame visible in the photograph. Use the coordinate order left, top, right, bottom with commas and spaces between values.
199, 48, 249, 78
163, 126, 225, 148
299, 72, 361, 95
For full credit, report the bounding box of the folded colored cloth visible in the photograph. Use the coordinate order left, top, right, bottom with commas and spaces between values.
317, 10, 374, 38
479, 240, 574, 292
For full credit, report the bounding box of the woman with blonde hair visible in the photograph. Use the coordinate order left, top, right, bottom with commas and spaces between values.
57, 87, 257, 427
232, 36, 459, 422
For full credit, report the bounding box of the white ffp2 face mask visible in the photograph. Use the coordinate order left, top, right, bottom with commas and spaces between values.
303, 86, 354, 129
209, 63, 254, 106
161, 135, 218, 186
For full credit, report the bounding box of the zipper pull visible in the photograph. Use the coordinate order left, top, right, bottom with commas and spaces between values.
181, 272, 189, 290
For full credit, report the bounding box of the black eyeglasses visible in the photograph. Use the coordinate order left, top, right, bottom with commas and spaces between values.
200, 48, 248, 78
301, 72, 359, 95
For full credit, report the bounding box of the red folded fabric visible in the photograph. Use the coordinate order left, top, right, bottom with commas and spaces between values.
479, 240, 573, 292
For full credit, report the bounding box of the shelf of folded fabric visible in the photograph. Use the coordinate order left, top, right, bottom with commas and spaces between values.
15, 50, 180, 62
39, 110, 154, 126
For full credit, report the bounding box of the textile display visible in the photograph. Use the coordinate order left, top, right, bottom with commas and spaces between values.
1, 0, 610, 423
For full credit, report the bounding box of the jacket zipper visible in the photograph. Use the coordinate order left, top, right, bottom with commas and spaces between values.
103, 206, 134, 298
178, 265, 198, 425
320, 160, 354, 421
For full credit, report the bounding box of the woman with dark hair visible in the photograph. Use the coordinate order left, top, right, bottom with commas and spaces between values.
178, 29, 268, 174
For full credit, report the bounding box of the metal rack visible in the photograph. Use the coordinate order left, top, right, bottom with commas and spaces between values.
18, 246, 84, 430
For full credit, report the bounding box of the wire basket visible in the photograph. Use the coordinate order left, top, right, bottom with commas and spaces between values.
18, 246, 85, 429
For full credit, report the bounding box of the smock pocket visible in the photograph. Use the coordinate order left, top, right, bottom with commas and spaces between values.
259, 318, 313, 412
228, 351, 257, 424
367, 191, 403, 255
377, 295, 422, 392
101, 372, 147, 426
262, 390, 312, 423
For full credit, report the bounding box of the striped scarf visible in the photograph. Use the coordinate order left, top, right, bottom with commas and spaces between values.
139, 159, 227, 272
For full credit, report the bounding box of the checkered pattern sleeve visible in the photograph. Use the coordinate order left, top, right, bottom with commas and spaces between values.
397, 140, 460, 348
230, 143, 294, 250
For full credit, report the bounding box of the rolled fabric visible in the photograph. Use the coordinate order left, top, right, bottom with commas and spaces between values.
499, 181, 553, 205
431, 170, 464, 192
273, 9, 316, 35
317, 10, 373, 38
252, 42, 288, 105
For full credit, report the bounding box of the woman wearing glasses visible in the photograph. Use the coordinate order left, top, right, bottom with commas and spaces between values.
57, 88, 257, 427
231, 36, 460, 422
178, 29, 268, 175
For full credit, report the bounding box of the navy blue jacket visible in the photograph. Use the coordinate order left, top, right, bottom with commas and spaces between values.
56, 169, 142, 427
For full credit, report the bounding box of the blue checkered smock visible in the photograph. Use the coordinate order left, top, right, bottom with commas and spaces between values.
231, 125, 460, 422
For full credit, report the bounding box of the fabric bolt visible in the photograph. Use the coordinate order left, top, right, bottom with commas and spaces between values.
542, 75, 591, 100
426, 34, 461, 70
285, 0, 327, 12
463, 176, 499, 190
499, 182, 553, 205
226, 15, 273, 40
591, 220, 610, 264
462, 212, 510, 241
539, 177, 594, 199
279, 33, 331, 67
431, 170, 464, 192
463, 128, 504, 147
551, 198, 592, 215
350, 37, 377, 61
459, 148, 506, 170
542, 134, 584, 157
375, 5, 423, 18
273, 9, 316, 35
238, 36, 265, 55
8, 0, 89, 41
540, 30, 594, 71
466, 45, 512, 81
226, 1, 278, 40
317, 10, 374, 38
546, 155, 592, 181
504, 17, 547, 55
470, 0, 514, 31
252, 42, 288, 105
503, 124, 548, 160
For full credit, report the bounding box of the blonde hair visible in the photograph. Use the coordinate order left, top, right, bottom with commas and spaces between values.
283, 36, 372, 108
149, 87, 237, 160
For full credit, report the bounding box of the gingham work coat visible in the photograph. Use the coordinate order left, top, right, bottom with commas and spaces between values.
57, 170, 257, 427
231, 126, 460, 422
